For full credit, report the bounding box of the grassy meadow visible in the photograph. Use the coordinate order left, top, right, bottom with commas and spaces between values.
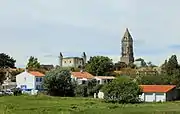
0, 95, 180, 114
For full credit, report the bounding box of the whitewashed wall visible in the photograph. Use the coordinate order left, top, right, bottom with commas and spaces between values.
16, 71, 35, 90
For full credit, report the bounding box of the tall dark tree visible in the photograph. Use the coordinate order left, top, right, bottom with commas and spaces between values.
0, 53, 16, 68
85, 56, 113, 76
26, 56, 40, 69
162, 55, 179, 75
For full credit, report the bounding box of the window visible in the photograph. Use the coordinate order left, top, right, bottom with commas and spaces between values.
69, 61, 71, 63
82, 80, 86, 84
64, 61, 66, 63
97, 80, 100, 84
36, 78, 39, 82
39, 78, 42, 82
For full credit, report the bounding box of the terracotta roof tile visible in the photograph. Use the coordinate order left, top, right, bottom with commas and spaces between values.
29, 71, 45, 77
71, 72, 94, 79
140, 85, 176, 93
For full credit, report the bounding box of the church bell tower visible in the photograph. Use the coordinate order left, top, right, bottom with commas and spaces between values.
120, 28, 134, 65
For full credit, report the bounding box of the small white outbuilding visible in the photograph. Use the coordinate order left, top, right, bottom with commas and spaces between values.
139, 85, 178, 102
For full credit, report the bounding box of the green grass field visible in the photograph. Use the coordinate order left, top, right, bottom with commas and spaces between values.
0, 95, 180, 114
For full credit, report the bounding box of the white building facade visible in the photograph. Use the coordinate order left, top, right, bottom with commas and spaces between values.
16, 71, 45, 91
139, 85, 178, 102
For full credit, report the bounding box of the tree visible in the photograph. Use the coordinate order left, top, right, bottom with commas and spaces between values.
0, 53, 16, 68
43, 68, 75, 96
0, 69, 6, 84
75, 84, 88, 97
102, 76, 142, 103
161, 55, 179, 75
114, 62, 127, 70
26, 56, 40, 69
85, 56, 113, 76
136, 74, 168, 85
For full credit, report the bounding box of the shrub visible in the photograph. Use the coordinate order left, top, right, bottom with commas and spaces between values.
43, 68, 75, 96
75, 84, 88, 97
102, 77, 142, 103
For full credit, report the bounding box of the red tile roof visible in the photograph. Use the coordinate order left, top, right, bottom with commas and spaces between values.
140, 85, 176, 93
71, 72, 94, 79
29, 71, 45, 77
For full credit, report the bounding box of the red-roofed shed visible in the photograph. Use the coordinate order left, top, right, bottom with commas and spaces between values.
139, 85, 178, 102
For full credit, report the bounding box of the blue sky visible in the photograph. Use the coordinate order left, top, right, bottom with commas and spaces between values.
0, 0, 180, 67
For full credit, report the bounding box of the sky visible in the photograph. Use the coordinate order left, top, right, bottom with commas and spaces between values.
0, 0, 180, 68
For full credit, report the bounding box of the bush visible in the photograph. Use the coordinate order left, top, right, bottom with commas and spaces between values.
75, 84, 88, 97
102, 77, 142, 104
75, 80, 103, 97
43, 68, 75, 96
13, 88, 22, 96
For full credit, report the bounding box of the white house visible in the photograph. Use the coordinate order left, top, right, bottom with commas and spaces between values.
94, 76, 115, 84
139, 85, 177, 102
16, 71, 45, 91
71, 71, 94, 84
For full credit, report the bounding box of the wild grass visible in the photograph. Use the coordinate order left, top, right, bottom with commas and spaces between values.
0, 95, 179, 114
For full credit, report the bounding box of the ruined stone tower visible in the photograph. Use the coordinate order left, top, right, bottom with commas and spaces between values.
120, 28, 134, 65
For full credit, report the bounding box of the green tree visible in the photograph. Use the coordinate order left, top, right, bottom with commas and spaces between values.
162, 55, 179, 75
0, 53, 16, 68
136, 74, 168, 85
43, 68, 75, 96
75, 84, 88, 97
102, 76, 142, 103
85, 56, 113, 76
26, 56, 40, 71
0, 69, 6, 84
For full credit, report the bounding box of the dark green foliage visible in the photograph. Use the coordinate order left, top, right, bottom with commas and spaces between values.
128, 62, 136, 68
137, 55, 180, 87
12, 88, 22, 96
162, 55, 179, 75
26, 56, 40, 69
0, 53, 16, 68
0, 70, 6, 84
43, 68, 75, 96
87, 79, 98, 96
75, 79, 103, 97
85, 56, 113, 76
114, 62, 127, 70
102, 77, 142, 103
136, 74, 172, 85
75, 84, 88, 97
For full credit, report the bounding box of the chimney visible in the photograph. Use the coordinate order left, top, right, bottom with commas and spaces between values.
80, 69, 83, 73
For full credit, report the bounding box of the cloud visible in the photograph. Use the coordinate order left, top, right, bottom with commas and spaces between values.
0, 0, 180, 67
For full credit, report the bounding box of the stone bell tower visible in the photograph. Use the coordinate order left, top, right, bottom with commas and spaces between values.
120, 28, 134, 65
